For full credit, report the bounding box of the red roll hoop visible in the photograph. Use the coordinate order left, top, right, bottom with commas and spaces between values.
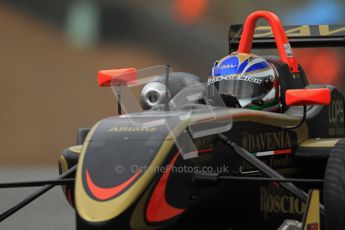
238, 11, 299, 73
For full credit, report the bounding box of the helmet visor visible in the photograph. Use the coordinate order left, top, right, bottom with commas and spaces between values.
217, 76, 273, 99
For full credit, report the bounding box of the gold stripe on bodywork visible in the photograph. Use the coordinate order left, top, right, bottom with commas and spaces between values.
59, 154, 69, 193
230, 109, 301, 126
302, 190, 320, 230
68, 145, 83, 154
299, 138, 341, 148
59, 155, 68, 174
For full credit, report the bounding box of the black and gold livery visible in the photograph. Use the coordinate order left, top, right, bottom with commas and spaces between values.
60, 95, 344, 229
55, 20, 345, 230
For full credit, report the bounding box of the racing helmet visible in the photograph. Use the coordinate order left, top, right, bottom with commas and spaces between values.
207, 53, 281, 111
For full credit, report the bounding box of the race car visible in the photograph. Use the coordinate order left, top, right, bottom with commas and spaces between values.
1, 11, 344, 230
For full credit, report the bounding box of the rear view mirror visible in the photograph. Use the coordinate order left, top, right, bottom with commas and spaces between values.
285, 88, 331, 106
97, 68, 137, 87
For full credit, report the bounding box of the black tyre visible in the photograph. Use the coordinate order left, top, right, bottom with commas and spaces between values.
324, 139, 345, 230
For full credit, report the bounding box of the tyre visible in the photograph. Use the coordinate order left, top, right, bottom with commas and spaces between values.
324, 139, 345, 230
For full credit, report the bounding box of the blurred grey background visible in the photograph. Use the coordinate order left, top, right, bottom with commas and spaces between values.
0, 0, 344, 229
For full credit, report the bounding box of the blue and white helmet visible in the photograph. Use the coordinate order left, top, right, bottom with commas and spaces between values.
208, 53, 280, 111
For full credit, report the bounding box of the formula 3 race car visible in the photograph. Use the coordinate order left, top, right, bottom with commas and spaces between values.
1, 11, 345, 230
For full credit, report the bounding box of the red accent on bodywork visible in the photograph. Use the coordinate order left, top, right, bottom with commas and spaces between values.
86, 169, 140, 200
197, 148, 213, 153
307, 223, 319, 230
97, 68, 136, 87
285, 88, 331, 106
67, 189, 74, 208
274, 149, 292, 155
238, 11, 299, 73
146, 152, 185, 223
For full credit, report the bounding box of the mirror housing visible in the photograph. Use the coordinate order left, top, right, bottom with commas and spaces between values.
97, 68, 136, 87
285, 88, 331, 106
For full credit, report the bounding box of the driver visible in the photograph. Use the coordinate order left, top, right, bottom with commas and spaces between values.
207, 53, 281, 112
